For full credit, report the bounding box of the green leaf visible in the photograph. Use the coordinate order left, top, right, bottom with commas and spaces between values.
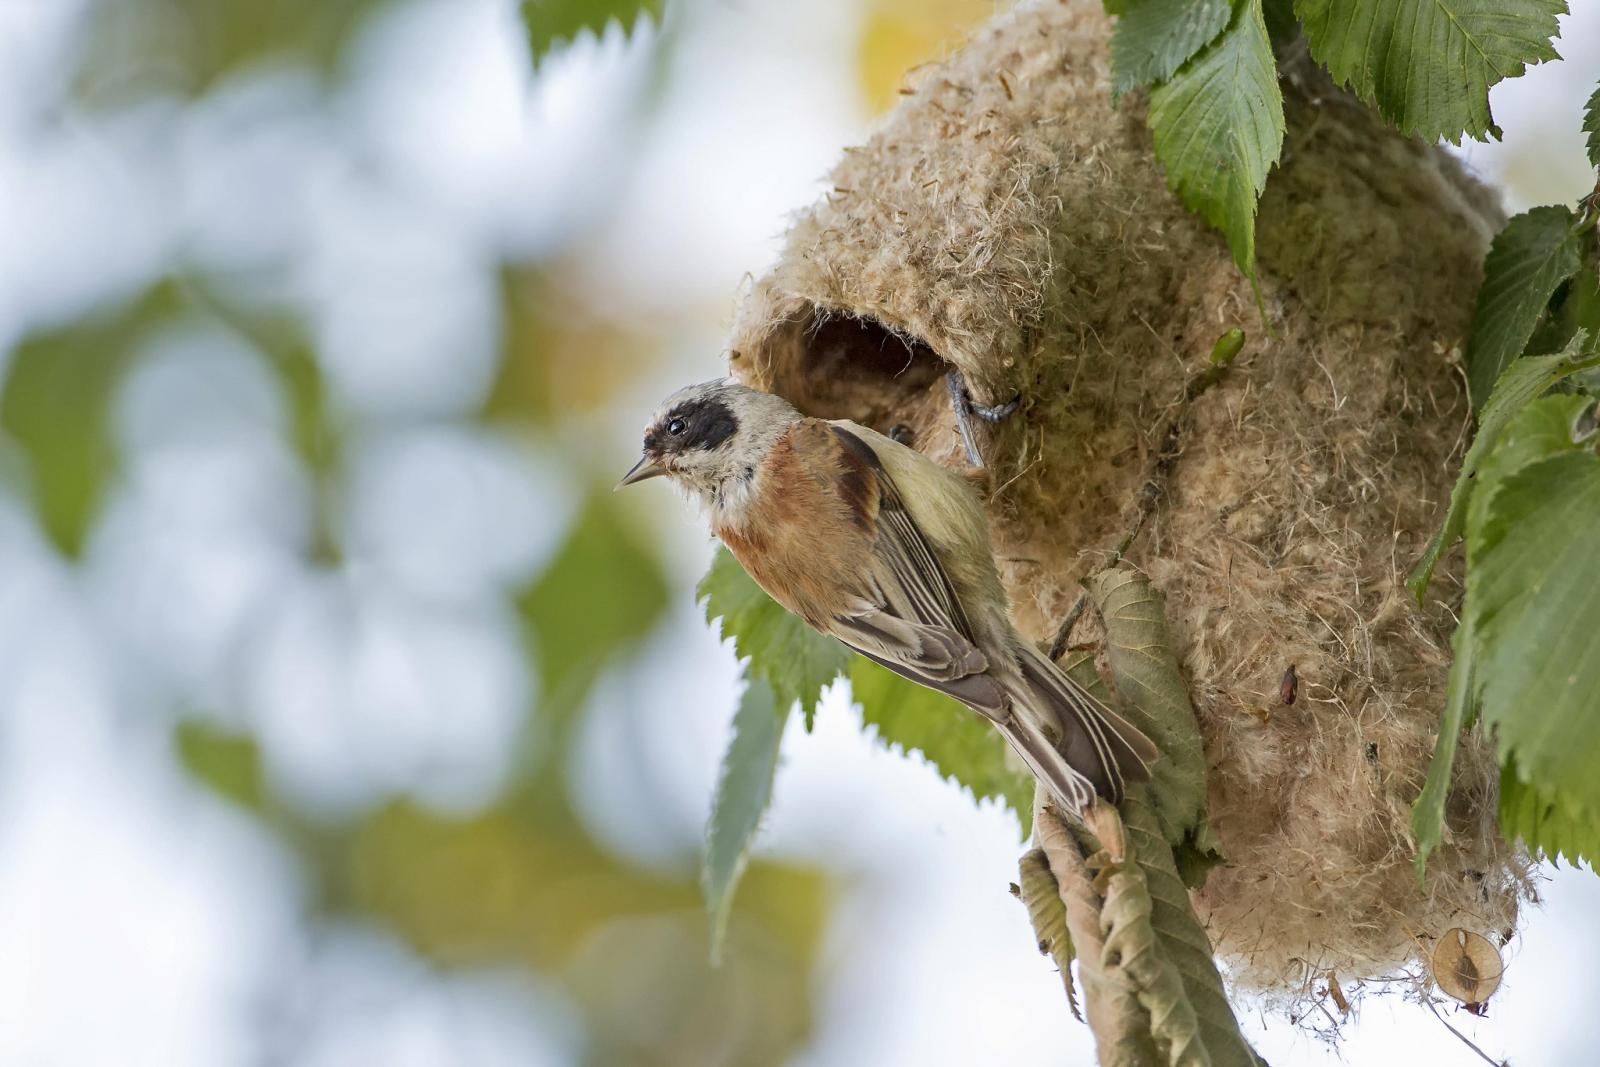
1407, 331, 1600, 599
1262, 0, 1302, 43
1294, 0, 1565, 144
176, 720, 268, 813
1469, 448, 1600, 818
520, 0, 661, 69
849, 656, 1033, 833
1411, 615, 1475, 883
1111, 0, 1232, 99
0, 284, 178, 556
1583, 80, 1600, 169
1148, 0, 1284, 278
1112, 794, 1264, 1067
1499, 759, 1600, 869
520, 489, 671, 726
1465, 206, 1584, 409
704, 678, 789, 962
699, 547, 848, 731
1086, 570, 1210, 846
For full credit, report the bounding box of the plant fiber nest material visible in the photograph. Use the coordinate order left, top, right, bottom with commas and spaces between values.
726, 0, 1531, 1006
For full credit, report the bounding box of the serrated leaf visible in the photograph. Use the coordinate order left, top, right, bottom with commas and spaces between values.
1105, 795, 1264, 1066
704, 678, 789, 962
1111, 0, 1232, 99
1468, 448, 1600, 819
1585, 81, 1600, 169
1295, 0, 1565, 144
1086, 569, 1209, 846
1408, 330, 1600, 599
1465, 206, 1584, 409
520, 0, 661, 69
1499, 759, 1600, 869
849, 655, 1033, 833
699, 547, 848, 730
1148, 0, 1284, 278
1411, 615, 1475, 883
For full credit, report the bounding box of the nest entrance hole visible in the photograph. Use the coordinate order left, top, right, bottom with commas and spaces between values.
743, 311, 953, 440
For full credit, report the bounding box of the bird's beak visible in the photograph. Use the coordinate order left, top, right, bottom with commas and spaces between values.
615, 454, 667, 490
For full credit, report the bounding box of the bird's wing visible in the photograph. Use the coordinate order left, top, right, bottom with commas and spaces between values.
822, 423, 1155, 814
822, 425, 1007, 716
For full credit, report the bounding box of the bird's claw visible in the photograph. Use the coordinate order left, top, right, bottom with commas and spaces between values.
945, 369, 1022, 468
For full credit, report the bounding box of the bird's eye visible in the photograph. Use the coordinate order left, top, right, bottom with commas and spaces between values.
667, 418, 686, 435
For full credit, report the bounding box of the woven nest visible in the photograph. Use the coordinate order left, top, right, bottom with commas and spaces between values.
727, 0, 1532, 1006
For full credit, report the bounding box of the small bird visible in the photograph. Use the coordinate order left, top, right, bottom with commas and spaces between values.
618, 378, 1156, 815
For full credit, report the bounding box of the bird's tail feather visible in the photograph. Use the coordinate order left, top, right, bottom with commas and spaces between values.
1002, 643, 1157, 814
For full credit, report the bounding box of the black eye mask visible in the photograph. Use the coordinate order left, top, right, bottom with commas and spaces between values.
656, 397, 738, 453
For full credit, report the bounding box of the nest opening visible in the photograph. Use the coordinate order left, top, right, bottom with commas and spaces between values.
738, 310, 951, 437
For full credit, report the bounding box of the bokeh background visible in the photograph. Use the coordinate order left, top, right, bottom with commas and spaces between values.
0, 1, 1597, 1064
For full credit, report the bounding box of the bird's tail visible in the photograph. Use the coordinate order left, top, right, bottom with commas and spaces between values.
998, 643, 1158, 816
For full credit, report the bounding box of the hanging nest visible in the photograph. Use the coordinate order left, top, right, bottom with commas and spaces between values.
727, 0, 1532, 1007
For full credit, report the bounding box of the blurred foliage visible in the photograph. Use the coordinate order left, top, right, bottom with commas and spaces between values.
520, 0, 663, 70
858, 0, 993, 113
489, 267, 662, 421
519, 488, 671, 739
0, 282, 179, 556
176, 719, 272, 814
73, 0, 400, 102
24, 2, 837, 1061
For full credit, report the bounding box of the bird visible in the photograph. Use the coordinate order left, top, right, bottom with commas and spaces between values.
617, 377, 1157, 816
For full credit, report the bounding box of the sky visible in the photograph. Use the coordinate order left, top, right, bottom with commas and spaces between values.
0, 0, 1597, 1064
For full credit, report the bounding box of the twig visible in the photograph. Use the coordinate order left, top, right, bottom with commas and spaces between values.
1423, 995, 1507, 1067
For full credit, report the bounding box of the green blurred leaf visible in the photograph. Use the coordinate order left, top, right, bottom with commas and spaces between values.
850, 655, 1032, 833
1499, 759, 1600, 869
521, 0, 662, 69
74, 0, 397, 102
704, 677, 788, 963
1148, 0, 1284, 278
1294, 0, 1564, 144
1111, 0, 1231, 99
699, 547, 848, 731
175, 720, 268, 812
1411, 615, 1475, 883
0, 285, 178, 556
1408, 330, 1600, 599
1468, 447, 1600, 820
1465, 206, 1584, 409
1586, 81, 1600, 169
339, 798, 828, 1066
520, 488, 670, 726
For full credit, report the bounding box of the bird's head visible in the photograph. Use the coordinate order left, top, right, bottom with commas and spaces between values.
617, 378, 799, 503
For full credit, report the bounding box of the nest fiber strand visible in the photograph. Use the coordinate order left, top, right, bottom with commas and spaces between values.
729, 0, 1529, 1003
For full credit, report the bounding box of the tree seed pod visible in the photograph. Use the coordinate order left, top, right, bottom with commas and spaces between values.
1431, 928, 1503, 1007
